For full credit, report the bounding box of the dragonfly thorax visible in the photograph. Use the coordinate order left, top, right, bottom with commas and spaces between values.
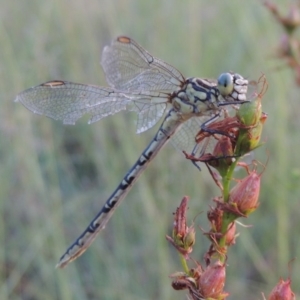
171, 77, 221, 117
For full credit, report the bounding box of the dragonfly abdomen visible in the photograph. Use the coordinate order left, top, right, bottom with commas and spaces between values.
57, 109, 183, 268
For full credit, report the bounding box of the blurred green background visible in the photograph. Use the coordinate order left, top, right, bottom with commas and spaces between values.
1, 0, 299, 299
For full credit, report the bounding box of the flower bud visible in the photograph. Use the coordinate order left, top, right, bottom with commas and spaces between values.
265, 2, 300, 34
183, 226, 196, 249
199, 261, 227, 299
224, 221, 236, 246
229, 171, 261, 216
237, 93, 262, 127
171, 276, 196, 291
286, 5, 300, 31
236, 95, 267, 156
166, 196, 195, 258
238, 113, 267, 155
170, 273, 202, 299
207, 206, 236, 246
277, 34, 293, 58
208, 136, 235, 176
268, 278, 295, 300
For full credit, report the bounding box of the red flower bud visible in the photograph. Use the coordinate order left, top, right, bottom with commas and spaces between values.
199, 261, 227, 299
207, 136, 235, 175
207, 206, 236, 246
268, 278, 295, 300
224, 221, 236, 246
229, 170, 261, 215
265, 2, 300, 33
166, 196, 195, 258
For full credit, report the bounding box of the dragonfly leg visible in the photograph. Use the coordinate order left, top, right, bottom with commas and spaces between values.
191, 161, 202, 171
190, 113, 223, 158
199, 113, 233, 138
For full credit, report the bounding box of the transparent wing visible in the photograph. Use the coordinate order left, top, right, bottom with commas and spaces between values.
101, 36, 185, 92
131, 100, 168, 134
171, 112, 230, 158
171, 116, 211, 155
16, 37, 185, 132
15, 80, 168, 132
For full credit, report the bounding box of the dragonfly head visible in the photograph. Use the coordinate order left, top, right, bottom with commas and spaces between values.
217, 73, 249, 105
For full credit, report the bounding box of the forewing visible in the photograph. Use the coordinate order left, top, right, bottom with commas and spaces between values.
15, 81, 168, 131
101, 36, 185, 92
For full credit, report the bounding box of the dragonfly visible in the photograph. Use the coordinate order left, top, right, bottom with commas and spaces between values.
15, 36, 249, 268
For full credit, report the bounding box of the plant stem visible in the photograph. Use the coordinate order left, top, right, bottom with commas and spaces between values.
179, 252, 189, 274
218, 159, 239, 262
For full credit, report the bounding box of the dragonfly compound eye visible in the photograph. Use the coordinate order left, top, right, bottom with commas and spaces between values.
217, 73, 234, 97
